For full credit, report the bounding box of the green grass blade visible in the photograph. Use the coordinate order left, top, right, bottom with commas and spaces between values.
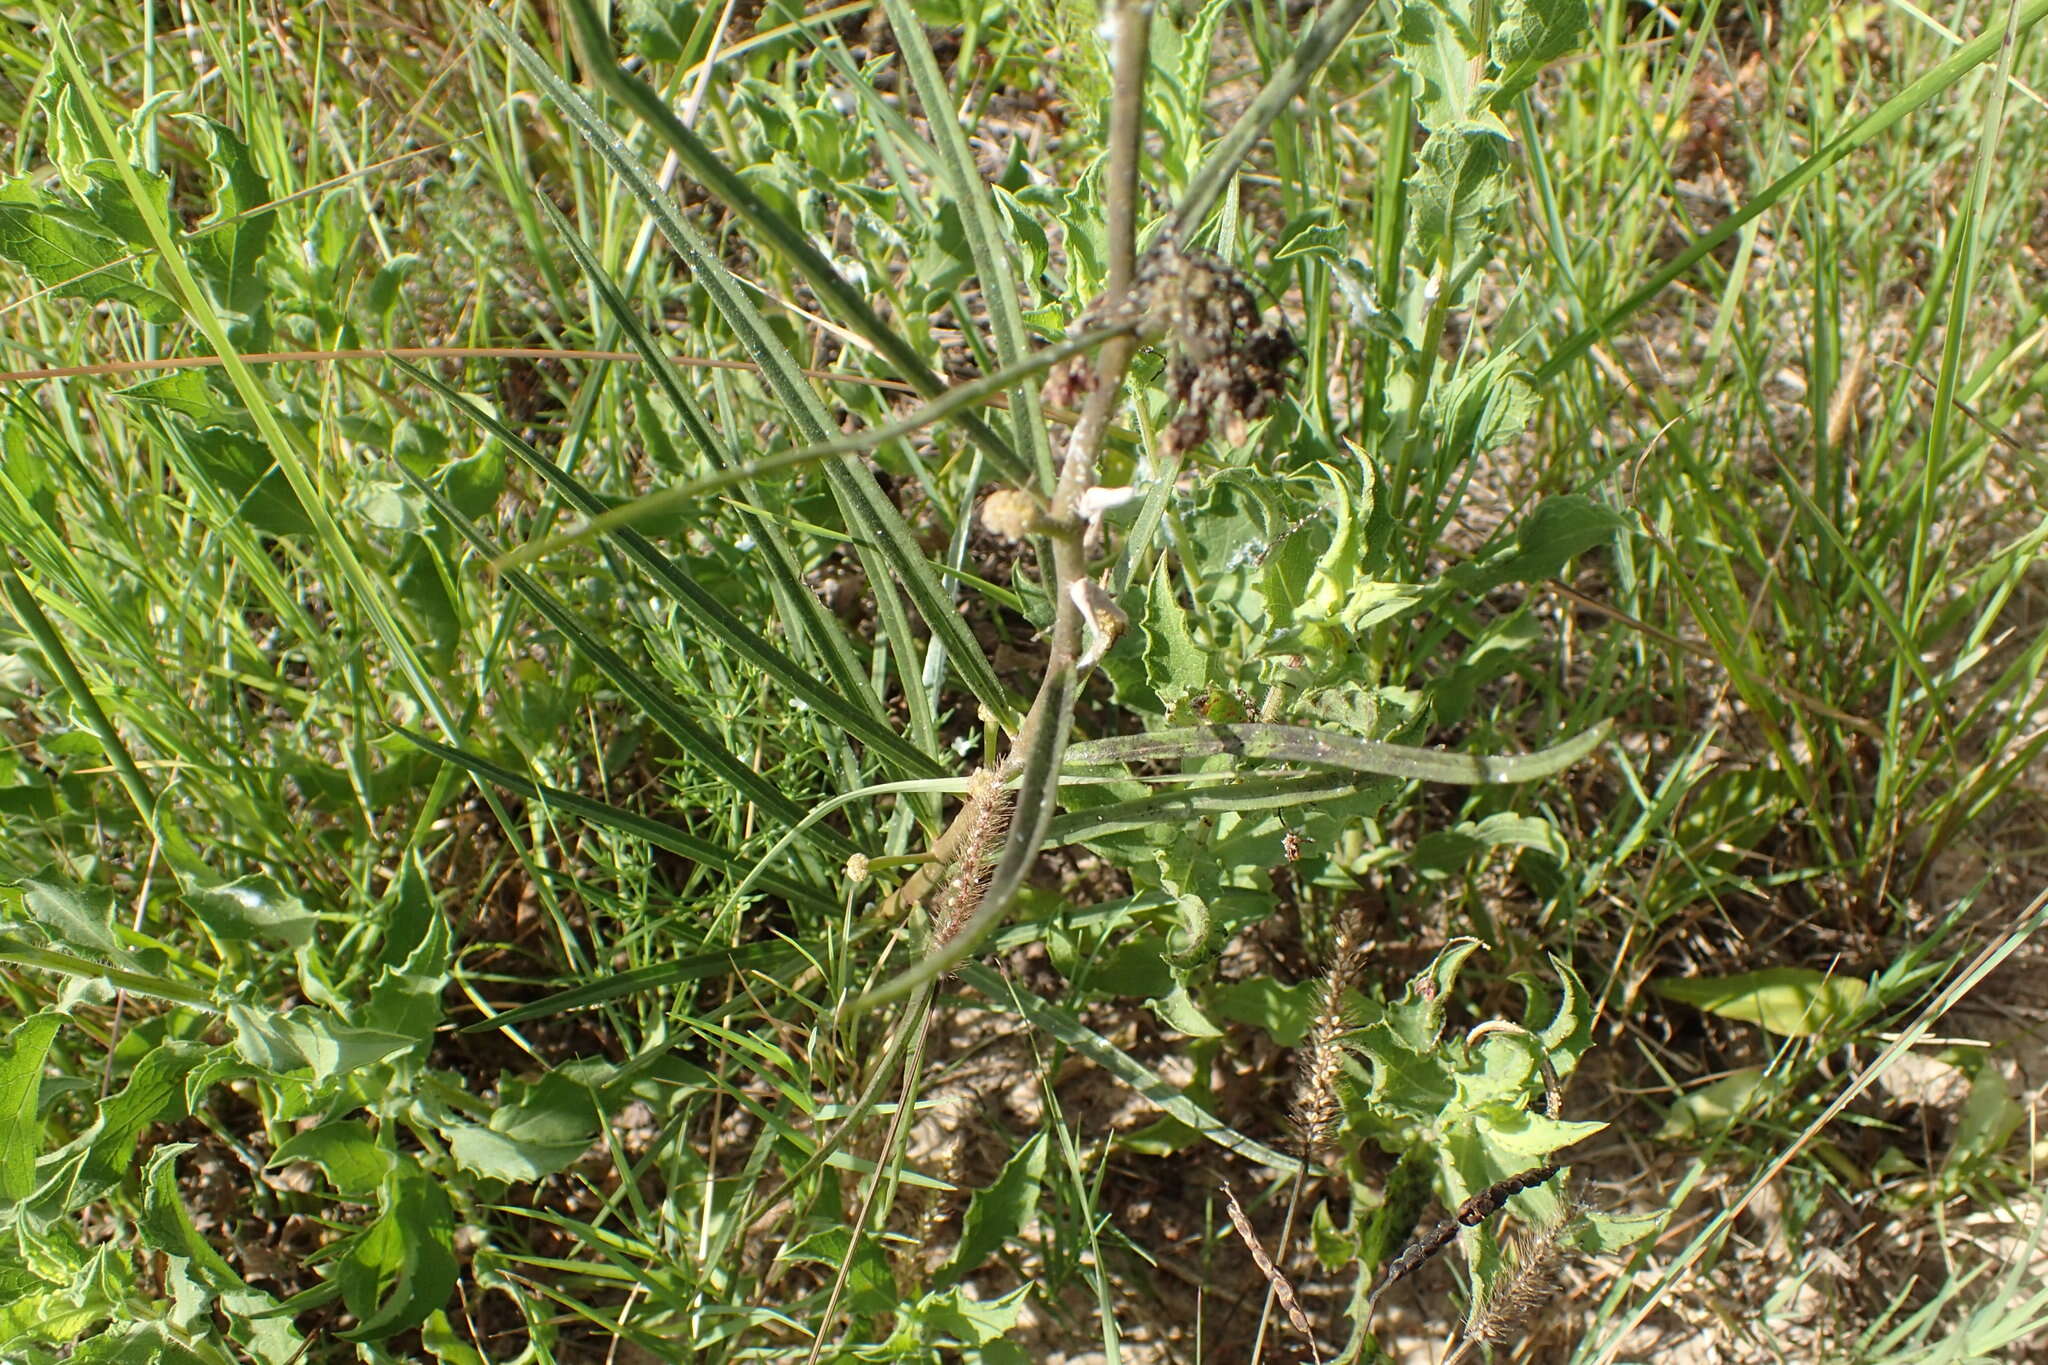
499, 326, 1125, 566
389, 359, 944, 780
1047, 771, 1377, 844
483, 9, 1018, 732
499, 0, 1030, 488
459, 941, 803, 1032
958, 962, 1303, 1175
395, 728, 836, 912
879, 0, 1056, 490
528, 197, 889, 732
394, 462, 857, 862
1534, 0, 2048, 384
1172, 0, 1376, 240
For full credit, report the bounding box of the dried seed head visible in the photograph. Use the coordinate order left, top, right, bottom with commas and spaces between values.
929, 772, 1013, 950
1291, 913, 1372, 1152
1463, 1189, 1577, 1349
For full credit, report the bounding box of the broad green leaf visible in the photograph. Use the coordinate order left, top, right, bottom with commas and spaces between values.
1351, 938, 1483, 1121
443, 1072, 599, 1182
69, 1323, 209, 1364
942, 1131, 1048, 1284
1488, 0, 1591, 106
1409, 121, 1514, 262
183, 877, 316, 950
1141, 560, 1212, 709
916, 1283, 1032, 1347
0, 1012, 63, 1201
1655, 1066, 1773, 1140
139, 1143, 273, 1344
779, 1227, 897, 1318
112, 371, 234, 425
1947, 1064, 2026, 1173
362, 905, 450, 1047
1433, 353, 1539, 456
1210, 977, 1319, 1048
179, 116, 274, 325
1652, 968, 1868, 1038
224, 1002, 419, 1084
271, 1120, 393, 1199
1447, 494, 1626, 592
0, 1261, 100, 1346
0, 179, 179, 322
181, 427, 314, 538
1150, 983, 1226, 1039
1469, 1105, 1604, 1159
32, 1040, 209, 1217
1409, 811, 1565, 880
1569, 1206, 1665, 1254
18, 879, 121, 958
336, 1159, 458, 1341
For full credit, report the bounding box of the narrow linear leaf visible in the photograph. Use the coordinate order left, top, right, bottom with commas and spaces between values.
1067, 718, 1611, 783
880, 0, 1056, 487
532, 198, 887, 736
392, 359, 941, 779
396, 460, 855, 860
531, 0, 1030, 485
460, 940, 804, 1032
394, 729, 836, 911
1172, 0, 1377, 238
485, 7, 1018, 730
1048, 771, 1373, 844
1534, 0, 2048, 384
508, 324, 1123, 559
958, 962, 1302, 1175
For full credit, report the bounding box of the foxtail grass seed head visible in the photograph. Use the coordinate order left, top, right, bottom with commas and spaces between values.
929, 770, 1013, 949
1463, 1209, 1569, 1348
1292, 914, 1371, 1152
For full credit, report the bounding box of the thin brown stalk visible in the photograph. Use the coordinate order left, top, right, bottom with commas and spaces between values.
1223, 1184, 1317, 1350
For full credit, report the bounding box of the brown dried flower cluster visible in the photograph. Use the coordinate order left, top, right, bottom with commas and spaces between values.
1046, 237, 1298, 456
